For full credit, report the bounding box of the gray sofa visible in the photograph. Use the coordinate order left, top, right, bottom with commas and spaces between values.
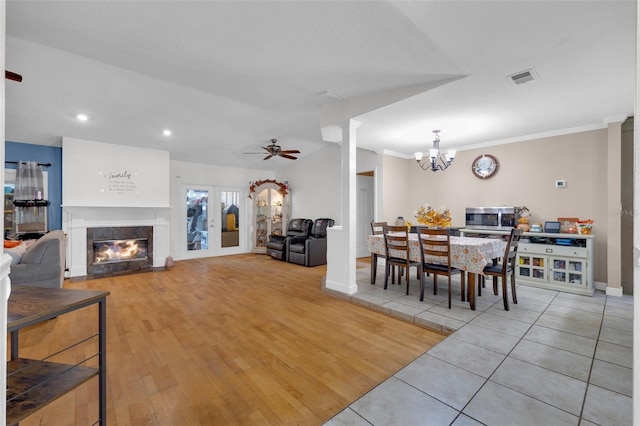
9, 230, 67, 288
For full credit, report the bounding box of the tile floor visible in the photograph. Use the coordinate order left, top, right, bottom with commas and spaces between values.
323, 263, 633, 426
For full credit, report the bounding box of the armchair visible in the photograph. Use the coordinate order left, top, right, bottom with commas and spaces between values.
8, 230, 67, 288
288, 218, 334, 267
266, 218, 312, 261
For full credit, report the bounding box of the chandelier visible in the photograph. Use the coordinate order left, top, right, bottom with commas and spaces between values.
414, 130, 456, 172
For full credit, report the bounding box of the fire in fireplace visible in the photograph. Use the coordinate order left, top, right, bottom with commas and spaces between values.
86, 226, 154, 278
93, 238, 148, 264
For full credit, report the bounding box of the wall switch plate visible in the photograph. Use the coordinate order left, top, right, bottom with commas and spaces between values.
556, 180, 567, 188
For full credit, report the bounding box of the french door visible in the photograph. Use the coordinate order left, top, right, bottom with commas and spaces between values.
214, 186, 245, 255
182, 185, 246, 259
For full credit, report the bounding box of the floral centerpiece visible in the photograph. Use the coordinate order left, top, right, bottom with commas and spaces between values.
515, 206, 531, 231
414, 204, 452, 228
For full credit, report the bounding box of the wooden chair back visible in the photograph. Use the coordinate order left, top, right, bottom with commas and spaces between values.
371, 221, 387, 235
382, 225, 410, 261
502, 228, 524, 274
416, 227, 452, 271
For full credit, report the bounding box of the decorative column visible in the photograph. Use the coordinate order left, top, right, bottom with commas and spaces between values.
606, 119, 623, 296
325, 119, 360, 294
0, 1, 8, 422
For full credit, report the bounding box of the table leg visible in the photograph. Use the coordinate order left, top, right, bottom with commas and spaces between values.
99, 297, 107, 425
468, 272, 476, 310
371, 253, 377, 284
10, 331, 18, 360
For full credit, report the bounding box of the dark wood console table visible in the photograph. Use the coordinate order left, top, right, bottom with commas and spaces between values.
6, 285, 109, 425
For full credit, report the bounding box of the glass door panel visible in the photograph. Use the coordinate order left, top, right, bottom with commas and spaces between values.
517, 254, 546, 282
220, 190, 240, 248
184, 186, 213, 259
215, 186, 246, 255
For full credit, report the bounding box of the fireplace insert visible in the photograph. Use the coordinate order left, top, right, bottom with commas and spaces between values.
93, 238, 148, 264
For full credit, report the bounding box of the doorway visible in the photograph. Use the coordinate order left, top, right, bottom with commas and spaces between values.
356, 172, 375, 258
182, 185, 246, 259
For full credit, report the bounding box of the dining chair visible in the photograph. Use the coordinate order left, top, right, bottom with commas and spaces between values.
382, 225, 419, 295
370, 221, 387, 284
481, 227, 524, 310
416, 227, 463, 309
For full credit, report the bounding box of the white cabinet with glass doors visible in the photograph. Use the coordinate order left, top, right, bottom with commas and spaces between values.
252, 181, 290, 253
459, 229, 594, 296
516, 239, 593, 296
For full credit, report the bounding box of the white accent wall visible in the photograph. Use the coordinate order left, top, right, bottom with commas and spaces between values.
61, 137, 172, 276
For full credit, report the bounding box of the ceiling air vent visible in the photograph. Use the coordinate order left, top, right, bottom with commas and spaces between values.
508, 68, 538, 85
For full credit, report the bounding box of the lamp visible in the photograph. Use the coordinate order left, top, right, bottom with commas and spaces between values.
414, 130, 456, 172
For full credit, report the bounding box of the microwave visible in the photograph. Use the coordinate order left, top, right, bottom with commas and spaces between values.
465, 206, 515, 230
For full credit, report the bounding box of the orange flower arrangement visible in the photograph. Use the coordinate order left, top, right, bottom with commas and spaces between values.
415, 204, 452, 228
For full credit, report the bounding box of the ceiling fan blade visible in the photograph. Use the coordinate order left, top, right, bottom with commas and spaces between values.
279, 154, 298, 160
5, 70, 22, 82
263, 154, 274, 160
280, 149, 300, 154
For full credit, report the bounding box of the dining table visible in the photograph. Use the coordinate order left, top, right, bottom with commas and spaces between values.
367, 233, 506, 310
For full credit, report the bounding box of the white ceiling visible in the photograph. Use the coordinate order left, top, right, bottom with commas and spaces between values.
4, 1, 636, 171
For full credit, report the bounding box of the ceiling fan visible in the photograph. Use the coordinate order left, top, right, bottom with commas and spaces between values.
244, 139, 300, 160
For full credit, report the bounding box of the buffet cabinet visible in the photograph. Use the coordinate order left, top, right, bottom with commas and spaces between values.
252, 182, 290, 253
459, 229, 595, 296
516, 241, 592, 295
7, 285, 109, 425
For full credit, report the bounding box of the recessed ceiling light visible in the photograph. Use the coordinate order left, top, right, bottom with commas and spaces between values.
76, 113, 88, 121
162, 129, 172, 136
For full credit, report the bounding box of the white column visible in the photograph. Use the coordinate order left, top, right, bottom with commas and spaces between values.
606, 120, 623, 296
633, 2, 640, 420
325, 119, 360, 294
633, 4, 640, 421
0, 0, 8, 422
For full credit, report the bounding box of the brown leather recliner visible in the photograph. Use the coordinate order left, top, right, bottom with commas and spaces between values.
265, 218, 313, 261
287, 218, 334, 267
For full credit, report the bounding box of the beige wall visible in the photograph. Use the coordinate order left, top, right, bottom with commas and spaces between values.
381, 154, 412, 224
387, 128, 609, 284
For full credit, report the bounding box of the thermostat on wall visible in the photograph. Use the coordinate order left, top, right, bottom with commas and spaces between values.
555, 180, 567, 188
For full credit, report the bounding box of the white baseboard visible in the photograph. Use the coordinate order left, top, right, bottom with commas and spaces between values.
594, 281, 607, 292
325, 279, 358, 295
605, 286, 624, 297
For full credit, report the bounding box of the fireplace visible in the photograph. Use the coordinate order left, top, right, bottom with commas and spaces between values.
87, 226, 153, 277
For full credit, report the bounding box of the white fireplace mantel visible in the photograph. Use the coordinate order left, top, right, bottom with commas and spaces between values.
62, 206, 171, 277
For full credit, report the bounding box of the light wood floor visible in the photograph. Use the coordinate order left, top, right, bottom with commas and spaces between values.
14, 254, 445, 425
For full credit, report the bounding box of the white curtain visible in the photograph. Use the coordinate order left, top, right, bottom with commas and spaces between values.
14, 161, 44, 200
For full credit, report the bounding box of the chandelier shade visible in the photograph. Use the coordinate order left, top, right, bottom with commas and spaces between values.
415, 130, 456, 172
